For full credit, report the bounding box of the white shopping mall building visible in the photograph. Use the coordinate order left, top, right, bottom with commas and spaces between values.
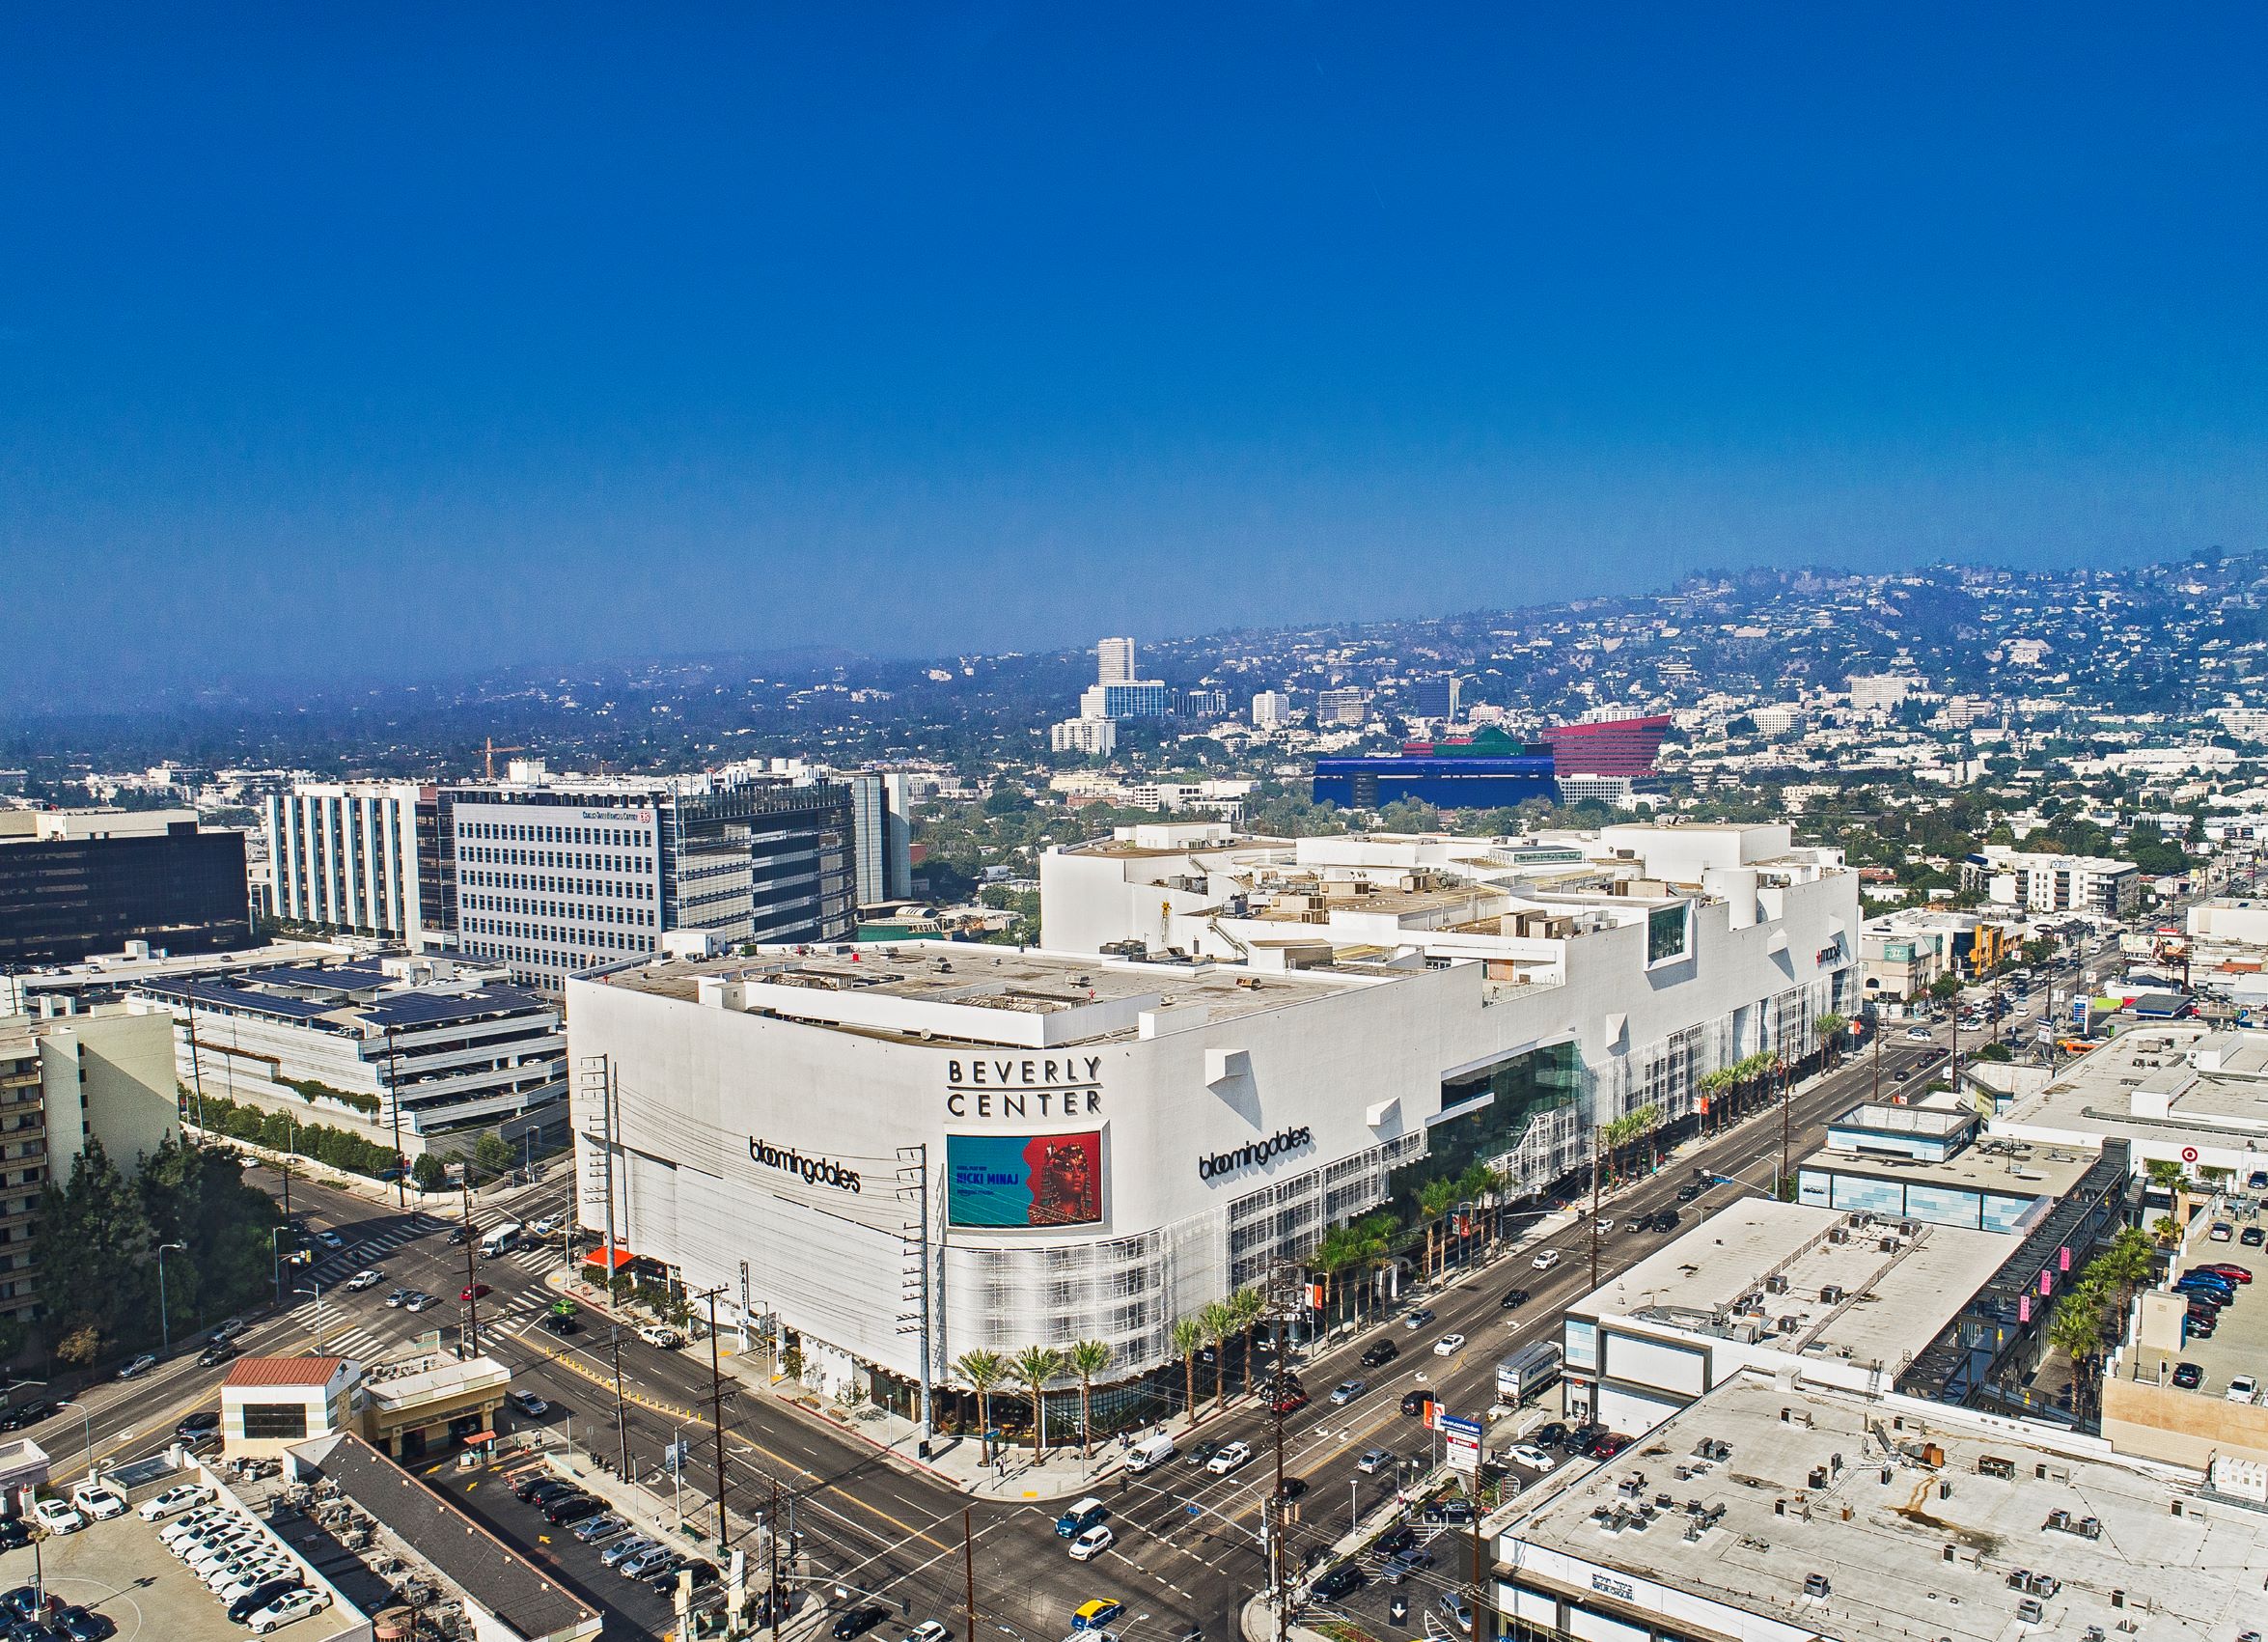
566, 821, 1860, 1413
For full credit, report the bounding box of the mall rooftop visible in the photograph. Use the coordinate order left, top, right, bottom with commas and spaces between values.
1492, 1372, 2268, 1642
586, 942, 1411, 1049
1995, 1021, 2268, 1177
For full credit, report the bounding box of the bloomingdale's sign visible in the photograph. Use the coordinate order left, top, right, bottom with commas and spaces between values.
1198, 1126, 1314, 1182
747, 1136, 862, 1194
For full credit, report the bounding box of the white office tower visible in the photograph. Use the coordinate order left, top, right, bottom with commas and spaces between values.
1252, 690, 1291, 728
264, 781, 429, 942
1096, 636, 1136, 684
844, 771, 914, 907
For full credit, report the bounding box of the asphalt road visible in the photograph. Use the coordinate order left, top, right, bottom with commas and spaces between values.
9, 1024, 1965, 1642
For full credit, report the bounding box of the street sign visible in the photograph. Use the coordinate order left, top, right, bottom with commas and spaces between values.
1439, 1413, 1483, 1477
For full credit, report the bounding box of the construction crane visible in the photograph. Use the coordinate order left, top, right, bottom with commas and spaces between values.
481, 738, 526, 780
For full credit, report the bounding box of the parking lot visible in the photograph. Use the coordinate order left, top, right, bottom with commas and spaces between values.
443, 1458, 702, 1638
0, 1505, 353, 1642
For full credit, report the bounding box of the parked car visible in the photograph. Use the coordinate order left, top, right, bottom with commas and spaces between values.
2199, 1264, 2254, 1283
2210, 1223, 2235, 1242
574, 1514, 628, 1544
1421, 1499, 1477, 1525
2227, 1375, 2259, 1404
1585, 1432, 1633, 1460
1436, 1594, 1475, 1635
601, 1535, 660, 1569
1358, 1340, 1399, 1369
544, 1493, 604, 1526
226, 1581, 303, 1627
245, 1590, 330, 1635
139, 1484, 211, 1521
0, 1402, 56, 1433
68, 1483, 125, 1520
1533, 1421, 1570, 1449
115, 1353, 157, 1381
53, 1606, 110, 1642
1381, 1547, 1435, 1584
2245, 1227, 2265, 1248
31, 1499, 84, 1535
1508, 1442, 1555, 1470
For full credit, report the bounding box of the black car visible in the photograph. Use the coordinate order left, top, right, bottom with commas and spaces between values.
1275, 1476, 1309, 1501
54, 1607, 110, 1642
175, 1410, 220, 1440
1, 1593, 46, 1626
1499, 1288, 1531, 1310
1359, 1339, 1400, 1369
1375, 1524, 1417, 1557
832, 1607, 890, 1640
1310, 1563, 1365, 1601
1533, 1422, 1569, 1449
1675, 1183, 1702, 1203
1186, 1439, 1222, 1467
1399, 1390, 1436, 1416
1421, 1499, 1477, 1524
654, 1560, 719, 1596
515, 1474, 578, 1504
227, 1581, 303, 1627
198, 1342, 238, 1368
544, 1493, 604, 1526
0, 1521, 27, 1553
1650, 1211, 1679, 1233
2172, 1361, 2204, 1389
7, 1618, 54, 1642
539, 1312, 581, 1336
0, 1403, 55, 1433
446, 1226, 469, 1246
1564, 1422, 1606, 1452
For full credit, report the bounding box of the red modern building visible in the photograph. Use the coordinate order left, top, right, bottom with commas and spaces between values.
1540, 713, 1673, 777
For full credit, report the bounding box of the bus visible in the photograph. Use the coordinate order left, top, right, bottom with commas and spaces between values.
478, 1221, 523, 1260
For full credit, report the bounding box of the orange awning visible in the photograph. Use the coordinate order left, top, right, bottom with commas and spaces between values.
582, 1246, 636, 1270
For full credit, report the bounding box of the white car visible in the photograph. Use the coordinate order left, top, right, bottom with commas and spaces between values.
1593, 1217, 1613, 1234
246, 1589, 331, 1634
116, 1352, 158, 1379
140, 1484, 213, 1521
161, 1507, 231, 1545
31, 1497, 85, 1534
528, 1217, 558, 1237
220, 1570, 297, 1604
345, 1268, 384, 1291
1206, 1440, 1253, 1475
1904, 1027, 1935, 1043
2228, 1375, 2260, 1404
903, 1625, 951, 1642
1433, 1333, 1468, 1356
637, 1323, 683, 1350
1532, 1249, 1562, 1271
69, 1481, 126, 1519
1507, 1443, 1555, 1470
1068, 1524, 1116, 1561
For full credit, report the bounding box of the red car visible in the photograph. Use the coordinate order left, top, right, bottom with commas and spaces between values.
1270, 1390, 1310, 1415
461, 1283, 492, 1302
2196, 1264, 2254, 1284
1584, 1433, 1633, 1460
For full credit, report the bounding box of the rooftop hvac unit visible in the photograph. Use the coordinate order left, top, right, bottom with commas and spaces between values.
1881, 1238, 1900, 1253
1777, 1315, 1801, 1334
1828, 1228, 1849, 1244
1820, 1285, 1847, 1304
1766, 1274, 1790, 1294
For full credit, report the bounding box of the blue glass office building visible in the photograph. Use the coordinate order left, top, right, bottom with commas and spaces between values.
1312, 754, 1558, 810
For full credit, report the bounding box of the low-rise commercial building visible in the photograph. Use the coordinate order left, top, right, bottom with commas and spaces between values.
1993, 1021, 2268, 1184
360, 1347, 511, 1461
1965, 845, 2142, 920
222, 1355, 361, 1460
1487, 1372, 2268, 1642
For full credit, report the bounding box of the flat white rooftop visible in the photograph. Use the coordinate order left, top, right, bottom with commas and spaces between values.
1570, 1200, 2009, 1371
1497, 1372, 2266, 1642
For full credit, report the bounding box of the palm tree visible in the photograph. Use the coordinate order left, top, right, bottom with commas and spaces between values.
1171, 1316, 1206, 1428
1698, 1069, 1734, 1138
1201, 1300, 1236, 1410
954, 1349, 1009, 1462
1229, 1287, 1267, 1393
1012, 1345, 1065, 1458
1813, 1014, 1848, 1070
1067, 1339, 1113, 1461
2047, 1289, 2107, 1424
1310, 1225, 1363, 1335
1419, 1178, 1461, 1277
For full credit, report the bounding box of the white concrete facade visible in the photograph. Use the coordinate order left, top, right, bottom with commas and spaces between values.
265, 783, 428, 940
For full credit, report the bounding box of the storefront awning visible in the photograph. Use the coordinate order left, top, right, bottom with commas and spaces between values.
582, 1246, 636, 1271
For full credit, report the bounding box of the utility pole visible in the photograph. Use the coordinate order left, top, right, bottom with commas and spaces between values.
1589, 1126, 1605, 1293
770, 1476, 785, 1640
896, 1145, 932, 1446
699, 1286, 731, 1547
1265, 1259, 1301, 1642
184, 998, 207, 1134
961, 1506, 976, 1642
460, 1176, 482, 1354
1870, 1021, 1882, 1103
1778, 1056, 1792, 1201
595, 1055, 631, 1479
385, 1025, 405, 1208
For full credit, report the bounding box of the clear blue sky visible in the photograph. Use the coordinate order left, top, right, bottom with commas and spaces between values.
3, 5, 2264, 702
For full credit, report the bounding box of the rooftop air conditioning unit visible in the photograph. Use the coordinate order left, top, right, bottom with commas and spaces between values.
1820, 1285, 1847, 1304
1766, 1274, 1790, 1294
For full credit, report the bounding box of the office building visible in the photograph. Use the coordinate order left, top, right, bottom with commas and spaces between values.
438, 771, 855, 989
263, 781, 430, 941
0, 812, 252, 964
1050, 717, 1119, 757
1250, 690, 1291, 729
560, 821, 1855, 1411
1176, 687, 1228, 719
1963, 846, 2142, 919
844, 771, 914, 907
1411, 674, 1461, 721
0, 1003, 180, 1322
1084, 681, 1173, 719
1314, 686, 1369, 726
1540, 710, 1673, 777
1095, 636, 1135, 685
1554, 772, 1636, 808
1313, 726, 1556, 807
133, 952, 567, 1154
1487, 1371, 2268, 1642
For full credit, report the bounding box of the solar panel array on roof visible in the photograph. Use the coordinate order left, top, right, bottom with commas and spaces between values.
360, 987, 546, 1028
144, 978, 342, 1021
244, 963, 388, 993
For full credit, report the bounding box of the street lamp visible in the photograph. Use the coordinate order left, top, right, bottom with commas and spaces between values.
156, 1241, 186, 1356
54, 1400, 94, 1481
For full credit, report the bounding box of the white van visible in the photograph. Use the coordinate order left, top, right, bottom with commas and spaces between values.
479, 1221, 524, 1260
1124, 1433, 1175, 1473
